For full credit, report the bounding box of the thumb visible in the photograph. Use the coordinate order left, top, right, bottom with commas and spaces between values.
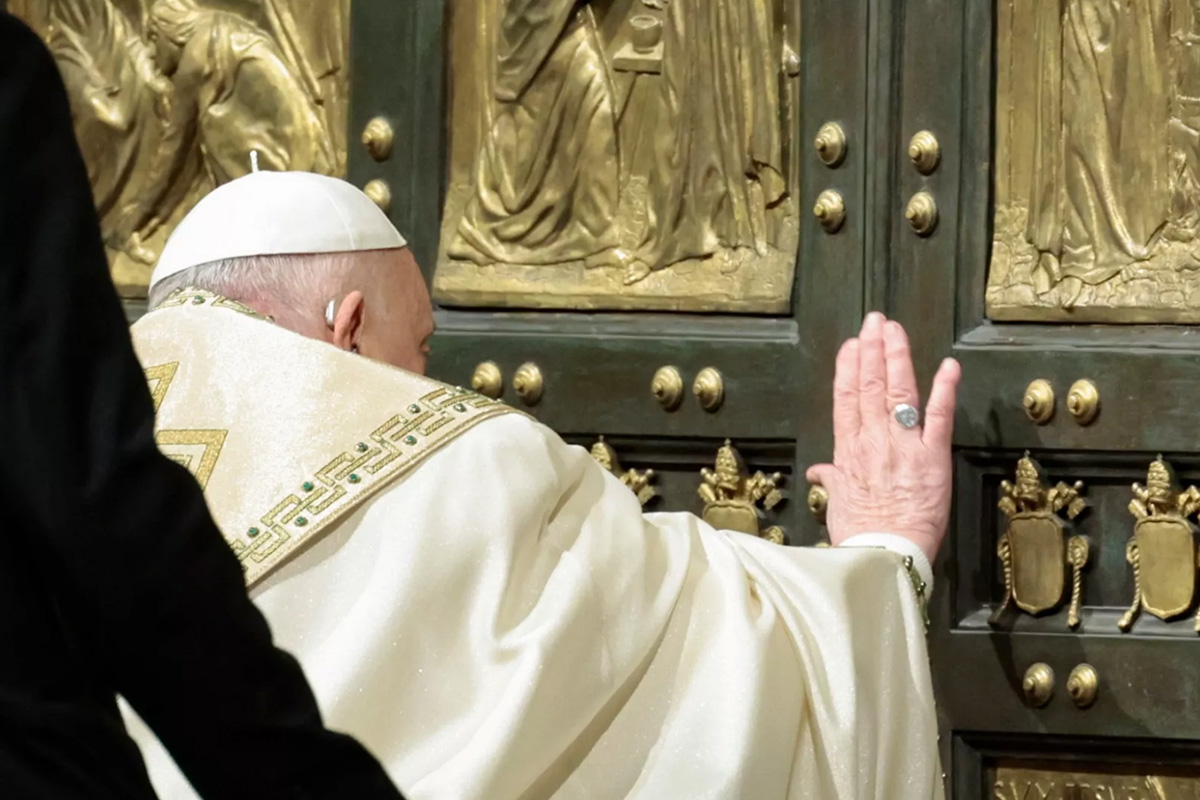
806, 463, 837, 487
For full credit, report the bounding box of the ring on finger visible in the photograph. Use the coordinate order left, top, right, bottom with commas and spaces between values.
892, 403, 920, 429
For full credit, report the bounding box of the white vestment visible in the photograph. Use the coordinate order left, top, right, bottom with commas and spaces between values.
122, 292, 944, 799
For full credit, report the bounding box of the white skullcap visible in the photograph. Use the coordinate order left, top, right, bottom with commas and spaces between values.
149, 171, 408, 289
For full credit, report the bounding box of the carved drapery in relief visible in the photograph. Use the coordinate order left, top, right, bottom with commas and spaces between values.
9, 0, 349, 297
988, 0, 1200, 322
436, 0, 800, 313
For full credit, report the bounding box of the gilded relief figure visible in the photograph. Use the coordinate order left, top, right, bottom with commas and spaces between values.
9, 0, 348, 297
117, 0, 336, 246
436, 0, 800, 312
35, 0, 173, 266
447, 0, 621, 270
627, 0, 787, 284
988, 0, 1200, 322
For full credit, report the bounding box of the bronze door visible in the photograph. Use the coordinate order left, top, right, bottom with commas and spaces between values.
892, 0, 1200, 795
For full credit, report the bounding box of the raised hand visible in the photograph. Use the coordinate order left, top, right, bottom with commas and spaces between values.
805, 312, 961, 562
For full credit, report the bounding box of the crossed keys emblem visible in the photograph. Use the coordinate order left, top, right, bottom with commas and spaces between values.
990, 452, 1089, 629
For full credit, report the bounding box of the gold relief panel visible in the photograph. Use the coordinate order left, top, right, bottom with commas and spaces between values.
988, 1, 1200, 323
10, 0, 350, 297
434, 0, 802, 313
993, 763, 1200, 800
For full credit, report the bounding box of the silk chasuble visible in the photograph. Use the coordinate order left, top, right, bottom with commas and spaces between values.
125, 293, 944, 800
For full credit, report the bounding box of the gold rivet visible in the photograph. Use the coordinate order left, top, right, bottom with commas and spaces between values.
471, 362, 503, 399
1023, 379, 1055, 425
1067, 379, 1100, 426
908, 130, 941, 175
513, 362, 544, 406
905, 191, 938, 236
814, 189, 846, 234
651, 366, 684, 411
1066, 663, 1099, 709
807, 485, 828, 522
364, 179, 391, 213
693, 367, 724, 412
814, 122, 847, 168
1022, 662, 1055, 708
361, 116, 395, 162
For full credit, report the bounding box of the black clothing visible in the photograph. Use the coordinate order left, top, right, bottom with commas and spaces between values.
0, 14, 402, 800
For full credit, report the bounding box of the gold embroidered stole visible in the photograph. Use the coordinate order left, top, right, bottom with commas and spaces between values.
130, 289, 515, 587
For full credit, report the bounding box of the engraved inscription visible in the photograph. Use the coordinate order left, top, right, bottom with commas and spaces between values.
994, 765, 1200, 800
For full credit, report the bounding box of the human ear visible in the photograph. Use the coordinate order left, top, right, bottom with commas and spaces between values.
332, 291, 365, 354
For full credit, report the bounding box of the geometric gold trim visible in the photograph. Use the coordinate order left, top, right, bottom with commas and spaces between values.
144, 358, 228, 490
144, 361, 179, 412
155, 429, 228, 491
233, 384, 514, 588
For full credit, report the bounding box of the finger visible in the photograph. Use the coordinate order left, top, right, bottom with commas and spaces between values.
922, 357, 962, 450
883, 321, 921, 432
832, 338, 860, 463
858, 312, 888, 432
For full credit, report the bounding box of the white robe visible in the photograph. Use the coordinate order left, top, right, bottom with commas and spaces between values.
123, 293, 944, 799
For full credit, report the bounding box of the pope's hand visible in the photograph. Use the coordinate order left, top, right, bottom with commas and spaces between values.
805, 312, 961, 563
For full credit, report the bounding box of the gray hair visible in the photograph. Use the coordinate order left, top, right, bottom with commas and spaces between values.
148, 252, 346, 316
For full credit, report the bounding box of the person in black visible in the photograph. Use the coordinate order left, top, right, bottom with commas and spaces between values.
0, 13, 404, 800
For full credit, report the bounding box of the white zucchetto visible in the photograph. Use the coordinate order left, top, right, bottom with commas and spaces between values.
149, 171, 407, 290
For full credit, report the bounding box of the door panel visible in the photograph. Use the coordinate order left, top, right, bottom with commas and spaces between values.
902, 0, 1200, 794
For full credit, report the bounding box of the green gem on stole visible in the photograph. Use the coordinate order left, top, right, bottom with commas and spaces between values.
302, 481, 314, 492
405, 435, 417, 445
348, 473, 361, 484
408, 404, 421, 413
247, 527, 260, 538
454, 403, 467, 412
356, 442, 369, 453
295, 517, 308, 527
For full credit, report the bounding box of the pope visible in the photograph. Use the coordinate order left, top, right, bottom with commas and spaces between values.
126, 170, 960, 800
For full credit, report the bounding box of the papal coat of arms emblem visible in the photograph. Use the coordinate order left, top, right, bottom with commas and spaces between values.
990, 452, 1089, 629
1119, 457, 1200, 633
698, 440, 785, 544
